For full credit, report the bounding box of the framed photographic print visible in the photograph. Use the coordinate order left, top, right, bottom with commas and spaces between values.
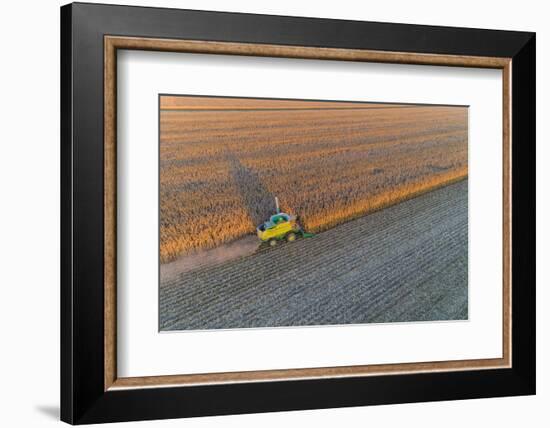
60, 2, 536, 424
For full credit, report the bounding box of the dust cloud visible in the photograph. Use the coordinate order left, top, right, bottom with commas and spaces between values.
160, 235, 260, 284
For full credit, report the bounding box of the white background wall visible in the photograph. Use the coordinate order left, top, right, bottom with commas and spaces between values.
0, 0, 546, 426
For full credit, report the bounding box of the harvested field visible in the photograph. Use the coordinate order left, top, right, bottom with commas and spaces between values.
160, 180, 468, 331
160, 96, 468, 263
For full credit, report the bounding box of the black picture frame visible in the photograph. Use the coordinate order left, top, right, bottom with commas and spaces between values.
61, 2, 535, 424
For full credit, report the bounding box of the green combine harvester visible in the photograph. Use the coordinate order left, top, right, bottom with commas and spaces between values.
256, 197, 315, 246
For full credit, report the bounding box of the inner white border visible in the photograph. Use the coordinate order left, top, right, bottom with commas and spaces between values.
117, 50, 503, 378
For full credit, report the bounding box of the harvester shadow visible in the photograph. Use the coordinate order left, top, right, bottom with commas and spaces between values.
226, 152, 277, 228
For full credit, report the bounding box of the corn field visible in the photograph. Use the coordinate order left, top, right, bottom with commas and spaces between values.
160, 97, 468, 263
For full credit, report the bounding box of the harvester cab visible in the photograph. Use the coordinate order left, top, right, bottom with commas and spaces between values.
256, 197, 314, 246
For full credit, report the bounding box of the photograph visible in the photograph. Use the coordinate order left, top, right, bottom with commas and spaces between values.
54, 2, 537, 424
159, 95, 469, 331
